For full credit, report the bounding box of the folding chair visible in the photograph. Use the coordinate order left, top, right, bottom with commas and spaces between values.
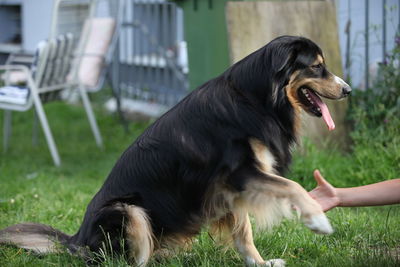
2, 0, 123, 94
51, 0, 127, 128
0, 33, 102, 166
1, 0, 124, 166
50, 0, 122, 92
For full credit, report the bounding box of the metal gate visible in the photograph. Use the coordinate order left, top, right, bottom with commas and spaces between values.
115, 0, 188, 107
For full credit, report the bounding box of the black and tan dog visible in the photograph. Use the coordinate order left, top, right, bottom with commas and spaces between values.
0, 36, 351, 266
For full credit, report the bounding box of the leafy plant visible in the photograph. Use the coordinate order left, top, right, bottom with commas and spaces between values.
345, 35, 400, 184
348, 35, 400, 131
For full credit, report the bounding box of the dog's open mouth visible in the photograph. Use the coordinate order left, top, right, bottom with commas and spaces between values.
298, 87, 335, 131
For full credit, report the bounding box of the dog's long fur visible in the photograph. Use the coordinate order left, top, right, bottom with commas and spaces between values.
0, 36, 350, 266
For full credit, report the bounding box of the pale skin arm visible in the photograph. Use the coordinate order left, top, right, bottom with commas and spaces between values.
309, 169, 400, 212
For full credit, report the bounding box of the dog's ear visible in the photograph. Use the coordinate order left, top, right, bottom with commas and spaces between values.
272, 50, 297, 105
277, 51, 294, 73
277, 45, 302, 74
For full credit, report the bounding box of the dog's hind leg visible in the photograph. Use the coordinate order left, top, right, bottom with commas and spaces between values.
124, 205, 154, 266
215, 213, 285, 267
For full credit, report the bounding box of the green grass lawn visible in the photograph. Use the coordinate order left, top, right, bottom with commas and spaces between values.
0, 102, 399, 267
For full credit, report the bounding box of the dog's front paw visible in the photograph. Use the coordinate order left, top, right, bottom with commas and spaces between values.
303, 213, 333, 234
246, 258, 285, 267
263, 258, 286, 267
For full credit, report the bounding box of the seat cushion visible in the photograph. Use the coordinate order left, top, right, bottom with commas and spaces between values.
74, 18, 116, 89
0, 86, 29, 105
0, 70, 28, 84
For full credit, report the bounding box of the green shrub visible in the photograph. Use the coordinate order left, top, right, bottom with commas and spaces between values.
348, 35, 400, 129
346, 36, 400, 184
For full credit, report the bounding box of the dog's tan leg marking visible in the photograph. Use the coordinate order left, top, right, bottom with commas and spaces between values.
218, 212, 285, 267
125, 205, 154, 266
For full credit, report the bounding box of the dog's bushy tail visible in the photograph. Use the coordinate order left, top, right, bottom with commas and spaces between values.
0, 223, 75, 254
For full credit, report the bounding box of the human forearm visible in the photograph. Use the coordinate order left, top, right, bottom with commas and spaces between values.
336, 179, 400, 207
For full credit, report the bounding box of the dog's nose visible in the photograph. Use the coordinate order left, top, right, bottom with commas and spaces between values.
334, 75, 352, 97
342, 85, 352, 97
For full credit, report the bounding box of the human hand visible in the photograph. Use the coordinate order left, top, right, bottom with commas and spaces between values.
309, 170, 340, 212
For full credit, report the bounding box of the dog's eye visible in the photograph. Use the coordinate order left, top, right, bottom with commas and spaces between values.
311, 64, 323, 70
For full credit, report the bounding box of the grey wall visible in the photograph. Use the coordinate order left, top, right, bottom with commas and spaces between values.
0, 5, 21, 44
0, 0, 53, 53
22, 0, 53, 52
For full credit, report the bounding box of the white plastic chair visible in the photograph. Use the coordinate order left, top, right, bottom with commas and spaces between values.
50, 0, 127, 130
0, 33, 102, 166
51, 0, 122, 93
0, 0, 123, 166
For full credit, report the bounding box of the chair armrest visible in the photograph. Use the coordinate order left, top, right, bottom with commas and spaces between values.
0, 64, 31, 73
0, 65, 35, 88
6, 53, 34, 65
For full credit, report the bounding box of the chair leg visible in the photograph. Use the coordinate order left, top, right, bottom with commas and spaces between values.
32, 111, 39, 146
78, 85, 103, 148
110, 82, 129, 134
3, 110, 12, 152
114, 90, 130, 133
32, 96, 61, 166
109, 59, 130, 134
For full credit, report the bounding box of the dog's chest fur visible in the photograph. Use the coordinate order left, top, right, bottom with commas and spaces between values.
204, 138, 279, 222
248, 138, 278, 174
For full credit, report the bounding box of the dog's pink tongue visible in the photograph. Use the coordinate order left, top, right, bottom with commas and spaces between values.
313, 95, 335, 131
320, 103, 335, 131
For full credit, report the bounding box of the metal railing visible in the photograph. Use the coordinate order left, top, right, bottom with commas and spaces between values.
115, 0, 188, 107
341, 0, 400, 89
113, 0, 400, 104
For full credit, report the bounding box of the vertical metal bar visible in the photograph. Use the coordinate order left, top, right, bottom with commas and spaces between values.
166, 3, 171, 103
3, 110, 12, 152
78, 84, 103, 148
146, 1, 154, 100
382, 0, 387, 62
146, 1, 151, 100
126, 0, 132, 98
150, 2, 155, 96
112, 36, 129, 133
125, 0, 129, 98
171, 3, 177, 93
131, 0, 136, 98
169, 2, 174, 103
118, 0, 123, 97
345, 0, 351, 82
141, 0, 146, 100
156, 2, 162, 102
162, 2, 168, 101
138, 1, 144, 99
29, 82, 61, 166
398, 0, 400, 36
167, 4, 172, 99
365, 0, 369, 90
154, 1, 161, 95
136, 0, 142, 98
32, 111, 39, 146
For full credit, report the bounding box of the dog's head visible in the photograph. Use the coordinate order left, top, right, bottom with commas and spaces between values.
269, 36, 351, 131
227, 36, 351, 131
